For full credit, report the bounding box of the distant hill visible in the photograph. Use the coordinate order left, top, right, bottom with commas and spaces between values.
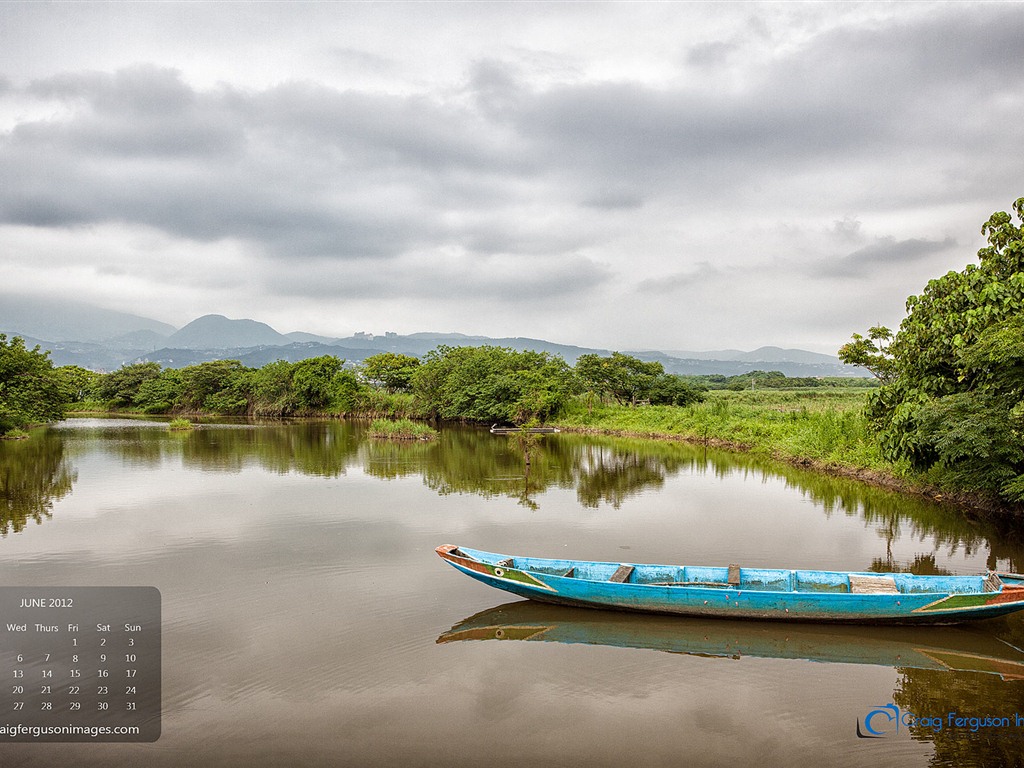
660, 346, 840, 365
0, 294, 867, 376
0, 293, 174, 343
166, 315, 290, 349
631, 351, 862, 378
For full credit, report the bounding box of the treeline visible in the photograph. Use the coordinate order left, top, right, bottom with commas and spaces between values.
685, 370, 879, 391
6, 346, 707, 429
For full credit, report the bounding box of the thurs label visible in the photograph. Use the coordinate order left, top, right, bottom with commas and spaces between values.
0, 587, 160, 742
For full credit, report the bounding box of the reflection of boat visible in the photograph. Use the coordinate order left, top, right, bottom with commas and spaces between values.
436, 545, 1024, 624
489, 424, 561, 434
437, 601, 1024, 680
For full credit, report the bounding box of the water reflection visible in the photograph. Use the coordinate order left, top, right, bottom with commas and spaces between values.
6, 418, 1023, 571
441, 601, 1024, 766
438, 600, 1024, 680
0, 430, 76, 535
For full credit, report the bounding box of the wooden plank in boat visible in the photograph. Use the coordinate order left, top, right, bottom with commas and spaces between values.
728, 564, 741, 586
609, 565, 634, 583
849, 574, 899, 594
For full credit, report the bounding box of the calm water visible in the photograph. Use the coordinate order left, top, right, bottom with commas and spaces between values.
2, 417, 1024, 767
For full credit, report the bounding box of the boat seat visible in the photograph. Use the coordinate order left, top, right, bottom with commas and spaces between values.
728, 564, 741, 586
984, 572, 1003, 592
609, 565, 634, 583
849, 574, 899, 594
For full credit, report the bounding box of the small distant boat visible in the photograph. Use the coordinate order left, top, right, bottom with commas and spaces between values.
438, 601, 1024, 680
436, 545, 1024, 624
489, 424, 561, 434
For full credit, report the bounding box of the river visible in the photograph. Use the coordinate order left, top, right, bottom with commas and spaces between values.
1, 417, 1023, 766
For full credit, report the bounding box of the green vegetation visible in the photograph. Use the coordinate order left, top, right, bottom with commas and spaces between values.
555, 389, 891, 471
686, 370, 879, 391
0, 334, 70, 436
411, 345, 577, 425
168, 418, 194, 431
367, 418, 438, 441
575, 352, 705, 406
76, 355, 363, 418
840, 197, 1024, 509
361, 353, 420, 392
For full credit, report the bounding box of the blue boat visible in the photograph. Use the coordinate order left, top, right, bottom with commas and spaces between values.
436, 545, 1024, 624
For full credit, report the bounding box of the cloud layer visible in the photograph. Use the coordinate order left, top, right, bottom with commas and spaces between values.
1, 3, 1022, 351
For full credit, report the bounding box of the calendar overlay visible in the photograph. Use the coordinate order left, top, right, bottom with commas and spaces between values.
0, 587, 161, 742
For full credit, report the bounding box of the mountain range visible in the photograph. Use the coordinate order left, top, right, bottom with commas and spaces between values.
0, 294, 867, 378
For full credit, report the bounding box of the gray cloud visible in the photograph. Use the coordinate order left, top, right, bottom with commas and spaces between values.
820, 236, 958, 279
0, 3, 1022, 352
266, 252, 611, 302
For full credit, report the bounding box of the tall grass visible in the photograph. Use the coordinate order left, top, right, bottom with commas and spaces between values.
367, 418, 438, 441
555, 389, 897, 472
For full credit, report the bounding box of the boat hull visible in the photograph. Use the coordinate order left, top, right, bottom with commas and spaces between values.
436, 545, 1024, 625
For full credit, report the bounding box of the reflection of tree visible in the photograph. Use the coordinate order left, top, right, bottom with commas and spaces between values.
895, 664, 1024, 766
0, 432, 76, 535
180, 422, 362, 478
34, 419, 1024, 574
869, 553, 952, 575
890, 571, 1024, 766
573, 445, 666, 508
361, 438, 438, 481
419, 430, 570, 507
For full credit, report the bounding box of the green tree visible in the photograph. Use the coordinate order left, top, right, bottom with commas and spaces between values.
574, 352, 667, 405
360, 353, 421, 392
96, 362, 163, 408
177, 360, 251, 414
0, 336, 69, 434
134, 369, 183, 414
648, 373, 706, 405
54, 365, 101, 402
842, 198, 1024, 506
290, 356, 362, 413
412, 346, 575, 424
250, 360, 295, 416
837, 326, 896, 383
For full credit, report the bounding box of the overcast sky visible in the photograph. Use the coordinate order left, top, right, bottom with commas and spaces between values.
2, 2, 1022, 353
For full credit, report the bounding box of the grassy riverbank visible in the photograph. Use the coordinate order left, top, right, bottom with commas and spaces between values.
554, 389, 967, 501
556, 388, 894, 466
554, 390, 1024, 520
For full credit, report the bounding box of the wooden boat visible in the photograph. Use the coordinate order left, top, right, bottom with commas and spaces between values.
438, 601, 1024, 679
436, 545, 1024, 624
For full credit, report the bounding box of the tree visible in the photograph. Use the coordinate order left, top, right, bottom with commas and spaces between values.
134, 369, 183, 414
177, 360, 251, 414
0, 335, 69, 434
841, 198, 1024, 505
575, 352, 667, 405
360, 353, 420, 392
837, 326, 896, 383
290, 356, 362, 413
54, 365, 101, 402
249, 360, 295, 416
648, 373, 706, 405
96, 362, 162, 407
412, 346, 575, 424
